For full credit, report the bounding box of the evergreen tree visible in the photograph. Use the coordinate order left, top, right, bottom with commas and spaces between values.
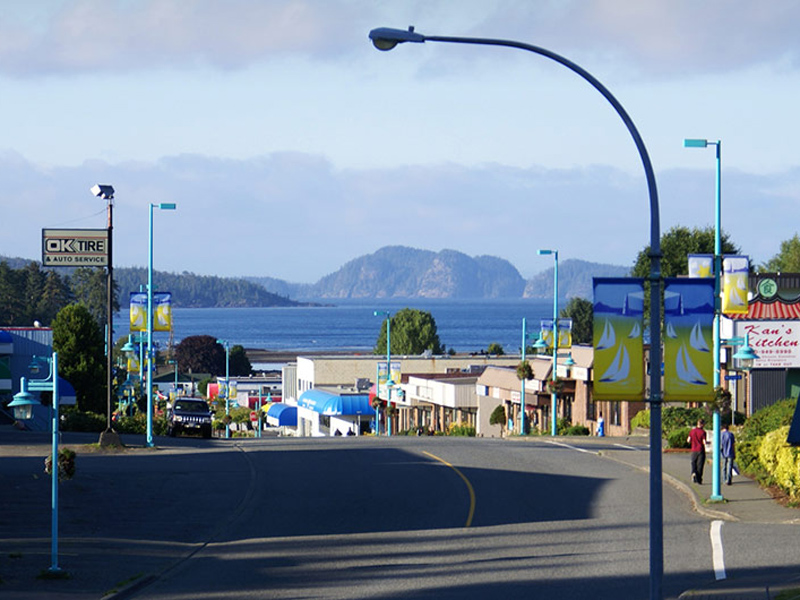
69, 267, 119, 329
229, 344, 253, 377
52, 304, 107, 414
561, 297, 593, 345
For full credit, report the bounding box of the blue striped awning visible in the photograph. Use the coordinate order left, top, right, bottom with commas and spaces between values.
297, 390, 372, 416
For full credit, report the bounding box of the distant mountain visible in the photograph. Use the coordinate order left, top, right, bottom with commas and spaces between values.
523, 259, 631, 300
294, 246, 526, 299
249, 247, 629, 300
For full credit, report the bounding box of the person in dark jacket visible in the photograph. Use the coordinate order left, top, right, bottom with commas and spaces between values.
721, 423, 736, 485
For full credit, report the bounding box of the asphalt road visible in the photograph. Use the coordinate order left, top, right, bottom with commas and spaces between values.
124, 436, 713, 600
5, 433, 798, 599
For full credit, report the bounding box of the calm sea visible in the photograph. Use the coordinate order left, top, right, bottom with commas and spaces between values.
117, 298, 558, 354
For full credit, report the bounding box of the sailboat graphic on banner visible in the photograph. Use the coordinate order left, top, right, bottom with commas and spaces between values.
663, 278, 714, 400
593, 279, 645, 401
600, 345, 630, 383
676, 344, 707, 386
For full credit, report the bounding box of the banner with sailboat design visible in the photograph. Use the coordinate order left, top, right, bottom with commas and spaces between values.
663, 278, 715, 401
592, 278, 645, 401
722, 255, 749, 315
540, 318, 573, 349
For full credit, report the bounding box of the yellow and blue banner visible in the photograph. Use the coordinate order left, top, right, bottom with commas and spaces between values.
129, 292, 173, 332
722, 255, 749, 315
663, 278, 715, 401
540, 318, 573, 349
592, 278, 645, 401
688, 254, 714, 278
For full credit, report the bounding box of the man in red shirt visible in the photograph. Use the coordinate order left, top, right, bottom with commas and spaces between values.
687, 419, 707, 484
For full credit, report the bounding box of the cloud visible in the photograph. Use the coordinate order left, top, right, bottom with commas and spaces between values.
0, 0, 368, 75
4, 150, 795, 281
3, 1, 800, 78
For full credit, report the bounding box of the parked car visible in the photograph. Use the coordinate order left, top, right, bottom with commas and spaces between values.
167, 398, 213, 439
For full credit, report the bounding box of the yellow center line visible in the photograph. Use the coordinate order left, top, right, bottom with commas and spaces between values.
422, 451, 476, 528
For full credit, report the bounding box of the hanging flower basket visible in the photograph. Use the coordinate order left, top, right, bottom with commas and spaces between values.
546, 378, 565, 394
44, 448, 76, 481
386, 403, 397, 416
371, 397, 385, 410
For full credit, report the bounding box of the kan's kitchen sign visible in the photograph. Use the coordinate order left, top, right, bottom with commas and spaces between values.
735, 321, 800, 368
42, 229, 108, 267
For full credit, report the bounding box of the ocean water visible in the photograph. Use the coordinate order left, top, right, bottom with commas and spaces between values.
117, 298, 559, 354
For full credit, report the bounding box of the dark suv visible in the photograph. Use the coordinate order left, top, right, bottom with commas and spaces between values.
167, 398, 213, 439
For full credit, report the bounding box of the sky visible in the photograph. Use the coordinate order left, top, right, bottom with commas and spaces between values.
2, 0, 800, 283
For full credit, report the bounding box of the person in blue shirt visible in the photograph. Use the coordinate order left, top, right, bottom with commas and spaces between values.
721, 423, 736, 485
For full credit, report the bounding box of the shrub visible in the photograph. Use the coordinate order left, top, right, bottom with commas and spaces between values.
114, 413, 168, 436
662, 407, 707, 437
563, 424, 590, 436
666, 426, 691, 449
489, 405, 506, 428
630, 409, 650, 430
447, 423, 476, 437
556, 418, 572, 436
60, 409, 105, 432
741, 399, 796, 442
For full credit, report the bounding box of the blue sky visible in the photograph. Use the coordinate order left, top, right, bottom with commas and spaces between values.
2, 0, 800, 282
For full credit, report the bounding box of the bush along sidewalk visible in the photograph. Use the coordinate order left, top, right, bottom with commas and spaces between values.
736, 399, 800, 505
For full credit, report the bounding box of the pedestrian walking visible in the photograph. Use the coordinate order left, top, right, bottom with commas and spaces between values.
721, 423, 736, 485
688, 419, 707, 484
597, 412, 605, 437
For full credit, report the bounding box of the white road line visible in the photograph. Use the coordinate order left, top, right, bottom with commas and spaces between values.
613, 443, 643, 451
544, 440, 599, 455
710, 520, 727, 580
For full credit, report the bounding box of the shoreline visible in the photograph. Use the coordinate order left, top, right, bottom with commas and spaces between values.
246, 348, 373, 363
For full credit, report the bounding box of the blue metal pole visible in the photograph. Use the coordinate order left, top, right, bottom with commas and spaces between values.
551, 251, 559, 437
520, 317, 526, 435
225, 342, 230, 439
369, 29, 662, 597
146, 204, 154, 447
711, 140, 723, 500
387, 314, 392, 436
50, 352, 60, 573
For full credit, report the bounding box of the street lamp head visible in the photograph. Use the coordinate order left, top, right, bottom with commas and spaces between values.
537, 249, 554, 256
369, 26, 425, 51
684, 139, 709, 148
90, 184, 115, 200
158, 203, 177, 210
10, 385, 39, 420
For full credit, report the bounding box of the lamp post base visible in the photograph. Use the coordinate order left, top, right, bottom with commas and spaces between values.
98, 429, 122, 448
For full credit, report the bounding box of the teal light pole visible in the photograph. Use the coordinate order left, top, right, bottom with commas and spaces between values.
374, 310, 392, 435
538, 249, 559, 436
520, 317, 527, 436
146, 202, 176, 447
368, 26, 663, 599
10, 353, 61, 574
217, 339, 231, 438
684, 137, 724, 500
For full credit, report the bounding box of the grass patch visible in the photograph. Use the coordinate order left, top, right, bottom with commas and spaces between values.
36, 568, 70, 580
775, 588, 800, 600
105, 572, 145, 595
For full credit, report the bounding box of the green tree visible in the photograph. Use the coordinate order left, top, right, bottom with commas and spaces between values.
631, 225, 741, 317
52, 304, 106, 414
0, 261, 25, 324
175, 335, 226, 376
561, 297, 593, 345
763, 234, 800, 272
487, 342, 504, 355
69, 267, 120, 329
229, 344, 253, 377
632, 225, 740, 280
374, 308, 444, 355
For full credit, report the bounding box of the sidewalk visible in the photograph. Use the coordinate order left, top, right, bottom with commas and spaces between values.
600, 437, 800, 599
0, 427, 247, 600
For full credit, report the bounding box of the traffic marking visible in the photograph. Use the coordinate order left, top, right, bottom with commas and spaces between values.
423, 451, 475, 528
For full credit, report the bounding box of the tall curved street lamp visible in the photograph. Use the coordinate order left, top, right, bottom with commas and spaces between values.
368, 26, 663, 599
217, 338, 231, 438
